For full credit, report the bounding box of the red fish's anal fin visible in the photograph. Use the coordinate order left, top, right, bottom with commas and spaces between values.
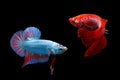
50, 55, 56, 75
84, 36, 107, 57
22, 53, 49, 67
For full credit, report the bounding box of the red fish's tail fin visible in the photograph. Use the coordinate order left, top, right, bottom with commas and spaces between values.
84, 36, 107, 57
10, 31, 25, 57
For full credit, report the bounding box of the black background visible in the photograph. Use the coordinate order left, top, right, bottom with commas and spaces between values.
1, 0, 114, 80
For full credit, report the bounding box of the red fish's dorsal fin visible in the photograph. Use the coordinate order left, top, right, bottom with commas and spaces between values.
22, 52, 49, 67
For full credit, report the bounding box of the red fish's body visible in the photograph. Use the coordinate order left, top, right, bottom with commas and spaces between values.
69, 14, 108, 57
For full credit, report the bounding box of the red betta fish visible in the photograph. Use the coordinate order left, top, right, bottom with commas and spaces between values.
69, 14, 108, 57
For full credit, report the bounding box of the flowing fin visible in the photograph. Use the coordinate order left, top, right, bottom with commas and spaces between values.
84, 36, 107, 57
22, 52, 49, 67
23, 27, 41, 39
50, 55, 56, 75
10, 31, 25, 57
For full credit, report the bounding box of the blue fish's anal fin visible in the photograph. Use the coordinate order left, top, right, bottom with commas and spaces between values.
22, 53, 49, 67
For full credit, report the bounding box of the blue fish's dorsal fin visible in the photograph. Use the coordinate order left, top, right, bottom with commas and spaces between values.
22, 52, 49, 67
23, 27, 41, 39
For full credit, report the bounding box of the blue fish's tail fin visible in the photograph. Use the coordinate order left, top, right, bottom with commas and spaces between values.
23, 27, 41, 39
22, 52, 49, 67
10, 31, 25, 57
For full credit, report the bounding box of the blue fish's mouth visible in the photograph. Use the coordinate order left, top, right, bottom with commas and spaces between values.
60, 46, 68, 53
63, 46, 68, 51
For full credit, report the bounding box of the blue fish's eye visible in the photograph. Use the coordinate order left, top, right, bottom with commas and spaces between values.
59, 48, 63, 51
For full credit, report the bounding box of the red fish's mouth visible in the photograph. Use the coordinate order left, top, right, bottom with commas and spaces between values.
69, 18, 78, 27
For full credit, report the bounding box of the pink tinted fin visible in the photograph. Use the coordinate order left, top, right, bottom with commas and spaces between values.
23, 27, 41, 39
50, 55, 56, 75
22, 53, 49, 67
10, 31, 25, 57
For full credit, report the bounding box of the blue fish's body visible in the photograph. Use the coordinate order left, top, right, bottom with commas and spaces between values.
10, 27, 67, 74
22, 39, 66, 55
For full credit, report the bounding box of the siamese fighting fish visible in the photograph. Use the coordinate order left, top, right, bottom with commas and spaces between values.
69, 14, 108, 57
10, 27, 67, 75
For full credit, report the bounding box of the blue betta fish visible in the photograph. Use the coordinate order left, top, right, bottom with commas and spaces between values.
10, 27, 67, 75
